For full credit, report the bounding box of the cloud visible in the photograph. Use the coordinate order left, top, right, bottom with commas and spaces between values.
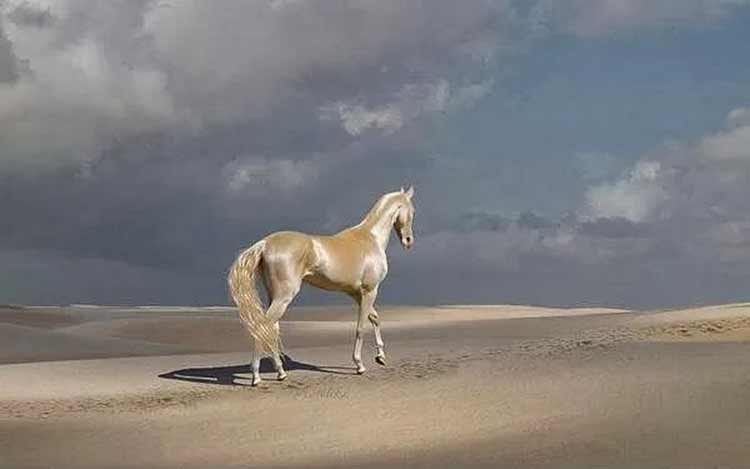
700, 121, 750, 163
224, 156, 320, 195
0, 0, 511, 175
579, 107, 750, 262
0, 0, 180, 173
2, 0, 745, 174
726, 107, 750, 127
140, 0, 507, 126
0, 16, 18, 82
579, 217, 650, 239
584, 161, 670, 222
320, 102, 404, 136
320, 78, 495, 137
6, 1, 55, 28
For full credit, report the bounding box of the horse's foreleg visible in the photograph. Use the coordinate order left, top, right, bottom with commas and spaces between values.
362, 285, 385, 366
353, 303, 367, 374
368, 308, 386, 366
354, 287, 382, 373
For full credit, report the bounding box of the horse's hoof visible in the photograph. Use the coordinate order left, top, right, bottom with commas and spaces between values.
277, 372, 287, 381
251, 377, 262, 387
356, 365, 366, 375
375, 355, 387, 367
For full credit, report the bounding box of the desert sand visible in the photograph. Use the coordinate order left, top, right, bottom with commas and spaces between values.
2, 302, 750, 468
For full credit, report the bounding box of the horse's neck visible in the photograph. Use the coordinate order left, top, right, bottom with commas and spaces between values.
353, 194, 398, 251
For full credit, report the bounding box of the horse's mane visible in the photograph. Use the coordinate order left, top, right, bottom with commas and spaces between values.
357, 192, 406, 229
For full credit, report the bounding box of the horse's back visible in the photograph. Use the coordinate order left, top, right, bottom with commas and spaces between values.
264, 230, 311, 248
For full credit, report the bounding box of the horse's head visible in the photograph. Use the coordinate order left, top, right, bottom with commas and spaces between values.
394, 186, 415, 249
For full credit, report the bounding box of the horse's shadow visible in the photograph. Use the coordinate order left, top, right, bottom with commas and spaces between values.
158, 354, 353, 386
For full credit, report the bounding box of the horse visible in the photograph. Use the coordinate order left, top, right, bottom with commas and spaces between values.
227, 186, 416, 386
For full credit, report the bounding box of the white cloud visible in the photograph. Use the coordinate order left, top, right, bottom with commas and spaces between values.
700, 109, 750, 163
700, 126, 750, 162
320, 78, 493, 137
580, 106, 750, 260
585, 161, 669, 222
318, 80, 449, 137
224, 157, 319, 195
320, 102, 404, 136
726, 107, 750, 128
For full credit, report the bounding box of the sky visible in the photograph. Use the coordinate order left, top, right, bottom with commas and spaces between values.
2, 0, 750, 308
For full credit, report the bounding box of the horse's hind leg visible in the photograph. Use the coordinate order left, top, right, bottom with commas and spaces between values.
250, 327, 286, 385
272, 323, 287, 381
264, 297, 296, 381
251, 341, 262, 386
262, 264, 300, 381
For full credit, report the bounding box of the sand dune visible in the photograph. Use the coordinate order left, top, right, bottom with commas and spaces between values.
0, 322, 188, 365
2, 303, 750, 468
0, 306, 83, 329
636, 303, 750, 343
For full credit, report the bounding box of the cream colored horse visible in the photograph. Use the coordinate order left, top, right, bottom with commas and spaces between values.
228, 187, 415, 386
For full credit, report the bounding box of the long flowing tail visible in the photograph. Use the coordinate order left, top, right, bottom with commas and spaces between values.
227, 240, 279, 355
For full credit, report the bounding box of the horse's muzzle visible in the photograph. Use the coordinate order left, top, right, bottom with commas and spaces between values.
402, 236, 413, 249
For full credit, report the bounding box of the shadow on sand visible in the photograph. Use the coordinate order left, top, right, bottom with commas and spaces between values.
158, 354, 354, 386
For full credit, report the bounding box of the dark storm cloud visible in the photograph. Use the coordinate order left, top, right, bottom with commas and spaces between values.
580, 217, 651, 239
0, 0, 516, 304
455, 212, 512, 233
6, 2, 55, 28
0, 0, 512, 172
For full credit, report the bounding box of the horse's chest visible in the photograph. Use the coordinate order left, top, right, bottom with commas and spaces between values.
361, 253, 387, 289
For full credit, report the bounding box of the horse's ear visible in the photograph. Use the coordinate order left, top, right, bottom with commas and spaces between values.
400, 186, 405, 193
405, 185, 414, 199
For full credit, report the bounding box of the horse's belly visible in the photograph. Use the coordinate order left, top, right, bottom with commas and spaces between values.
304, 271, 357, 293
